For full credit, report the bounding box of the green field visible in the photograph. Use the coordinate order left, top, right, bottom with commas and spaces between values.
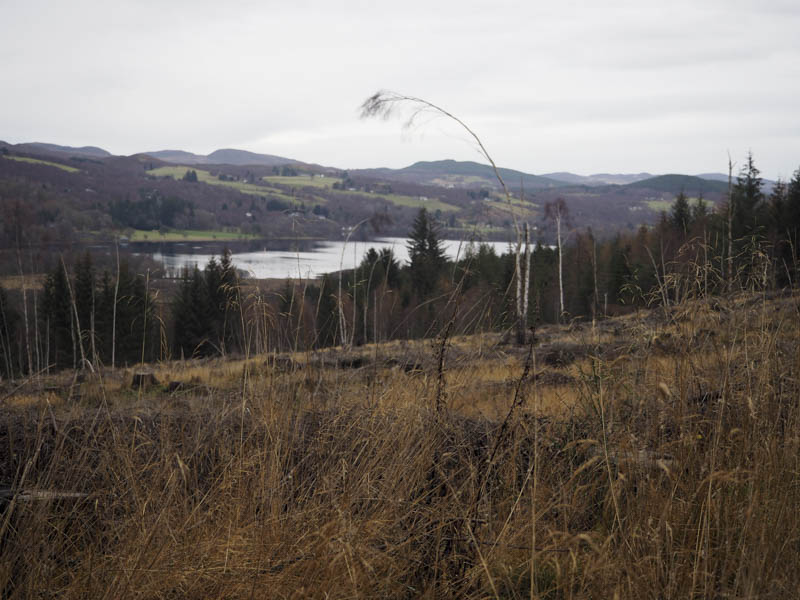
645, 199, 675, 211
376, 192, 459, 212
148, 166, 282, 197
430, 175, 493, 187
483, 197, 538, 218
262, 175, 342, 189
128, 229, 258, 242
4, 155, 80, 173
147, 166, 325, 205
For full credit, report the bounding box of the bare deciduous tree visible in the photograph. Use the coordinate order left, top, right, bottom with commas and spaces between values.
360, 90, 533, 343
544, 197, 570, 321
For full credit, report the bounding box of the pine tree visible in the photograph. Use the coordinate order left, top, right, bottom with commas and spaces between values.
172, 266, 211, 358
691, 193, 709, 222
95, 270, 115, 363
0, 284, 19, 378
732, 151, 765, 241
41, 264, 73, 369
787, 167, 800, 265
315, 274, 339, 348
407, 208, 445, 298
671, 190, 691, 235
114, 262, 156, 365
73, 251, 95, 362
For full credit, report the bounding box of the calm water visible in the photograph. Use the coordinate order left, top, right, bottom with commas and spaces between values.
151, 237, 514, 279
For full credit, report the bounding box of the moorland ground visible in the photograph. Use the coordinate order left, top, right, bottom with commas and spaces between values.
1, 289, 798, 598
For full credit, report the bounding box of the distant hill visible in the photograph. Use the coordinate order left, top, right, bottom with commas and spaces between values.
0, 142, 731, 245
624, 174, 729, 194
695, 172, 730, 183
145, 148, 296, 167
354, 160, 567, 190
16, 142, 111, 158
144, 149, 208, 164
543, 172, 654, 186
695, 171, 776, 193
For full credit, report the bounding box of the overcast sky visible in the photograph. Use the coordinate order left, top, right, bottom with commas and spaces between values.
2, 0, 798, 179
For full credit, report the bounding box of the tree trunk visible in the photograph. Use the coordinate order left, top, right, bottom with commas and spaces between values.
522, 223, 531, 337
557, 213, 564, 320
727, 157, 734, 292
515, 236, 524, 344
16, 250, 32, 376
112, 239, 120, 369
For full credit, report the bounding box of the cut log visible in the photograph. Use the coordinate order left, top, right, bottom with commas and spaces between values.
131, 371, 159, 390
0, 487, 88, 501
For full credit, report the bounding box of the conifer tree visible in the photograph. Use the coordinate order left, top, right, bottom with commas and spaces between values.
787, 167, 800, 265
671, 190, 692, 235
407, 208, 445, 298
172, 266, 211, 358
732, 151, 765, 241
41, 264, 73, 369
0, 284, 19, 378
73, 251, 95, 362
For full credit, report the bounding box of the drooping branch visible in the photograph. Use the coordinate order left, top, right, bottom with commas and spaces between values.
361, 90, 532, 343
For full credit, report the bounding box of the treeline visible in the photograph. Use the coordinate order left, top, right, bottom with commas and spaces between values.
0, 253, 157, 377
1, 155, 798, 377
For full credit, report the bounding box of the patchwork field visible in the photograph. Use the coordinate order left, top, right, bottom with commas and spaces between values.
127, 229, 259, 242
262, 175, 342, 188
147, 166, 299, 201
3, 155, 80, 173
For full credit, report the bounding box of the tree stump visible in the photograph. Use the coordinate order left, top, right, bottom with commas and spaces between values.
131, 371, 159, 390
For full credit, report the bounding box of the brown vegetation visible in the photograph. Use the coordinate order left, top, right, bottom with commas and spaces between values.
0, 287, 798, 598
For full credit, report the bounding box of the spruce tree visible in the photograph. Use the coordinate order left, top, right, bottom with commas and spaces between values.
41, 265, 73, 369
172, 266, 211, 358
787, 167, 800, 264
670, 190, 691, 235
0, 284, 19, 378
73, 251, 95, 360
407, 208, 445, 298
732, 152, 765, 240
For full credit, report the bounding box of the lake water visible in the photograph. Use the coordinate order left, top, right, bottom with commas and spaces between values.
151, 237, 515, 279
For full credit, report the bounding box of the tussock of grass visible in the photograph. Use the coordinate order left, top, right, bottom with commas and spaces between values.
1, 291, 799, 597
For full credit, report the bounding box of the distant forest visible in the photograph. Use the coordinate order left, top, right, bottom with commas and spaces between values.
1, 152, 798, 378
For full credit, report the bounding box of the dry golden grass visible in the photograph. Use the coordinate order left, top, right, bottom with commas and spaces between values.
1, 290, 799, 598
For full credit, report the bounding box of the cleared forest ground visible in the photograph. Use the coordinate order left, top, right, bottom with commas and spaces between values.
1, 290, 798, 598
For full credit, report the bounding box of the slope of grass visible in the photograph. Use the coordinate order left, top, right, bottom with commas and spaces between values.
1, 291, 798, 597
378, 192, 459, 212
127, 229, 258, 242
147, 165, 296, 199
3, 155, 80, 173
644, 198, 674, 211
262, 175, 342, 188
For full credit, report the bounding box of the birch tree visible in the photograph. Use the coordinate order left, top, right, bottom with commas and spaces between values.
360, 90, 533, 343
544, 198, 570, 321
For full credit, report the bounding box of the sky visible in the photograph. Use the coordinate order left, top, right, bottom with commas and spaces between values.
1, 0, 799, 180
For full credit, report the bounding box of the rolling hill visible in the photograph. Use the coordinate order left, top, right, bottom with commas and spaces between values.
354, 160, 568, 190
14, 142, 112, 159
145, 148, 296, 167
542, 172, 655, 186
624, 174, 729, 195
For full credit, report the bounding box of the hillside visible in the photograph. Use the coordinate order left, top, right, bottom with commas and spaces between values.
543, 171, 655, 186
145, 148, 297, 167
354, 159, 568, 190
13, 142, 112, 159
0, 140, 730, 256
624, 173, 729, 194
